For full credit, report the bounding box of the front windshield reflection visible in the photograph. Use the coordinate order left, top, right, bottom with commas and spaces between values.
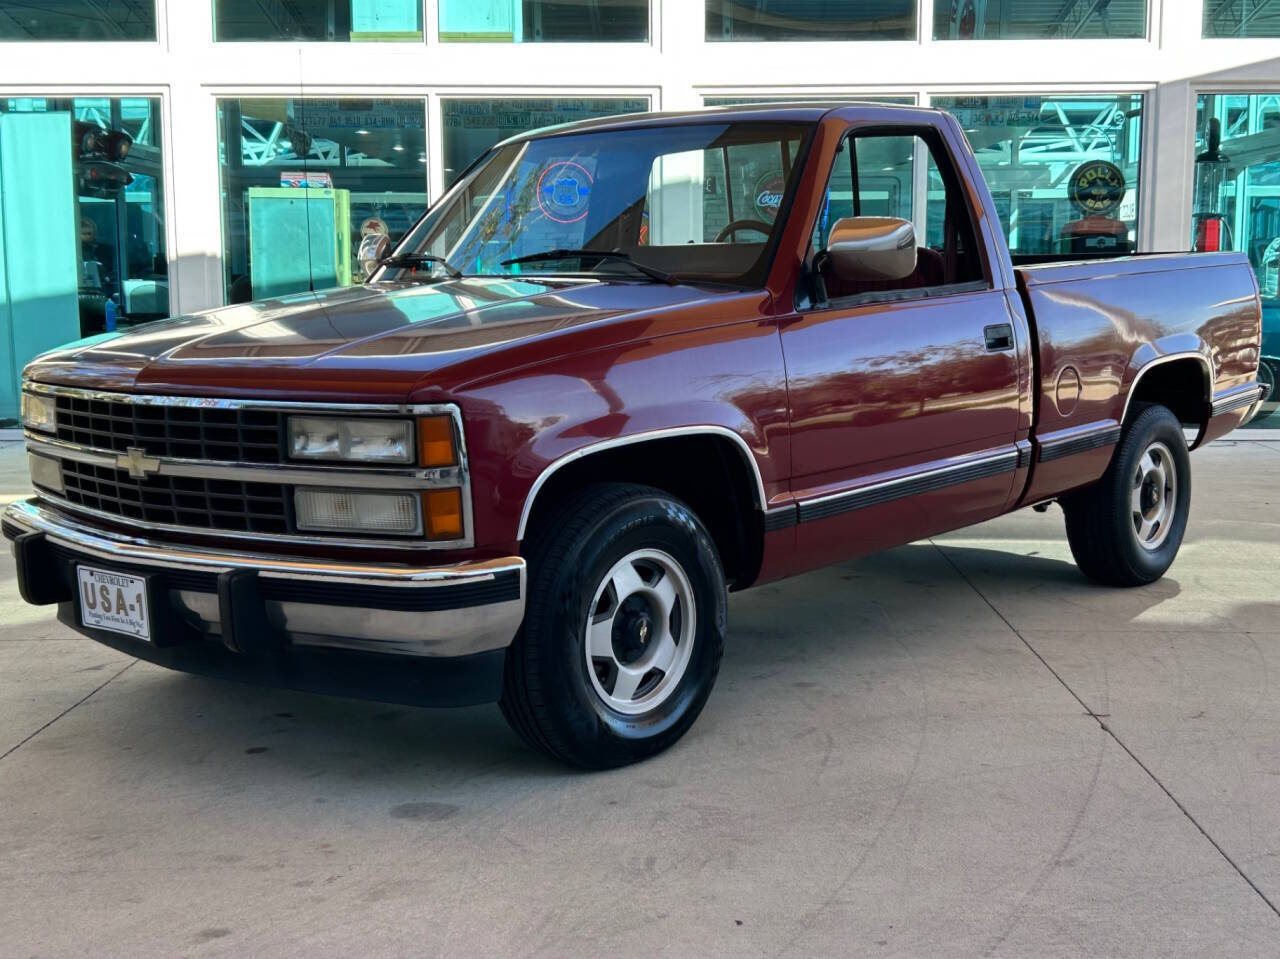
395, 122, 812, 288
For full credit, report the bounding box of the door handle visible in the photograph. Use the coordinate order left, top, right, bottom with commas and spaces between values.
984, 323, 1014, 352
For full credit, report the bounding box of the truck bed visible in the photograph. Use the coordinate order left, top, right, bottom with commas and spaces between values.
1012, 250, 1262, 503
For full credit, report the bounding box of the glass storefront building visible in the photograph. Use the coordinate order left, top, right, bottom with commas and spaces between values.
0, 96, 168, 332
934, 94, 1143, 256
217, 98, 428, 301
1195, 92, 1280, 427
0, 1, 156, 40
0, 0, 1278, 429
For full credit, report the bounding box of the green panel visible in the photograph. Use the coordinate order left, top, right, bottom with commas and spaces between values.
351, 0, 423, 40
247, 187, 352, 299
0, 112, 80, 420
439, 0, 518, 41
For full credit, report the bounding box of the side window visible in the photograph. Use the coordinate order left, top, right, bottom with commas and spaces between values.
855, 134, 914, 219
645, 134, 803, 246
814, 129, 986, 301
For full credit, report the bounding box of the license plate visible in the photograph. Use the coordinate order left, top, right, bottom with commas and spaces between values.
77, 566, 151, 641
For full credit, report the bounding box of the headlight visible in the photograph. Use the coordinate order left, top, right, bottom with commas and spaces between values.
21, 391, 56, 434
294, 489, 422, 535
288, 417, 414, 464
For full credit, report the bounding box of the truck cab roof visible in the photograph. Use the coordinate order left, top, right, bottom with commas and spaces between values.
497, 101, 951, 148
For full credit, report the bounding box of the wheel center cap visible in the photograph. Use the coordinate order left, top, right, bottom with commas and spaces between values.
1142, 477, 1159, 512
612, 596, 655, 665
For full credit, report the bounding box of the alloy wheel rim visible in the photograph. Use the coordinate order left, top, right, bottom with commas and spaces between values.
1131, 441, 1177, 551
583, 548, 696, 715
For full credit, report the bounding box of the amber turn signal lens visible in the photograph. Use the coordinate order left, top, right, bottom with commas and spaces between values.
418, 415, 457, 467
423, 488, 464, 541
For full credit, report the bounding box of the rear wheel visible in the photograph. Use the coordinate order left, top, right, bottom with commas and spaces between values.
500, 483, 726, 769
1061, 404, 1191, 586
1258, 358, 1277, 420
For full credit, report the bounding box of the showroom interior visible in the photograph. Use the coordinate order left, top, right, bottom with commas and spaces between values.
0, 0, 1277, 427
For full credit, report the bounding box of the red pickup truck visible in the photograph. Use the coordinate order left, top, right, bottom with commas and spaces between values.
8, 104, 1267, 768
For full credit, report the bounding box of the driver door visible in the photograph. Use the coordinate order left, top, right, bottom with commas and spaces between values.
779, 127, 1023, 573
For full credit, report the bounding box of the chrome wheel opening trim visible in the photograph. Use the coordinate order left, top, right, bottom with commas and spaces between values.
1131, 441, 1177, 551
516, 426, 767, 541
583, 548, 696, 716
1119, 352, 1213, 425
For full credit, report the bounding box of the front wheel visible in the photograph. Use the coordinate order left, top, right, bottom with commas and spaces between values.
1061, 403, 1192, 587
500, 483, 726, 769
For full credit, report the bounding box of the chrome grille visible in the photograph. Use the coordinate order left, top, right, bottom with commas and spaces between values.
58, 459, 290, 534
54, 394, 283, 464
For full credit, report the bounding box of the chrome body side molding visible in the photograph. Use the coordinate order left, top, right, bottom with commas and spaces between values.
1037, 420, 1123, 463
794, 447, 1020, 524
1211, 382, 1267, 418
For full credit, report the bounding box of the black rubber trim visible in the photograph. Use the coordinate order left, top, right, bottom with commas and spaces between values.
45, 542, 215, 593
1211, 386, 1265, 417
255, 571, 521, 612
797, 452, 1018, 524
219, 568, 284, 654
1038, 425, 1122, 464
13, 532, 73, 606
762, 506, 798, 532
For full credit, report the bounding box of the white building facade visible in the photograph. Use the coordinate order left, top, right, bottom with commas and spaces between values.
0, 0, 1278, 423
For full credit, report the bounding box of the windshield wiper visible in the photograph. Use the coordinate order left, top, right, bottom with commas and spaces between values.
381, 253, 463, 280
500, 249, 677, 286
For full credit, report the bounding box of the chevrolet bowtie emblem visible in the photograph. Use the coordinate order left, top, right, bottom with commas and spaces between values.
117, 446, 160, 479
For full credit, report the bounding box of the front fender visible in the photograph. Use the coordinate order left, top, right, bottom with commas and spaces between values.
450, 320, 791, 550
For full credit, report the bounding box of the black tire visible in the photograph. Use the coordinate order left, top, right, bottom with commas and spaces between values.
1061, 403, 1191, 587
500, 483, 727, 769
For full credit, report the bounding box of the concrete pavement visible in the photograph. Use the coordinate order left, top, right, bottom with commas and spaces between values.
1, 437, 1279, 957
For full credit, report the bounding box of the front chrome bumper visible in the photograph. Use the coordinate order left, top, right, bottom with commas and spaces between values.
3, 498, 525, 660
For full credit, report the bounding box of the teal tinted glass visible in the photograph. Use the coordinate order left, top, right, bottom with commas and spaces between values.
933, 0, 1145, 39
0, 1, 155, 40
707, 1, 914, 40
439, 0, 648, 41
1194, 93, 1280, 427
217, 98, 428, 301
214, 0, 422, 41
1204, 4, 1280, 37
0, 96, 167, 334
932, 94, 1143, 256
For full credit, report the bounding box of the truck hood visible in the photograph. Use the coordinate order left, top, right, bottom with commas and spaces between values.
25, 277, 718, 402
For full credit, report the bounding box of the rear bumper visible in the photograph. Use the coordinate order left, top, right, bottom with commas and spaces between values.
3, 498, 525, 706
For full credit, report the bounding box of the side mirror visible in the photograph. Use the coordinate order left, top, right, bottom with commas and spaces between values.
826, 216, 918, 282
358, 233, 391, 281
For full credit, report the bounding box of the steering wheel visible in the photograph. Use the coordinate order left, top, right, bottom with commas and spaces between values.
714, 219, 773, 243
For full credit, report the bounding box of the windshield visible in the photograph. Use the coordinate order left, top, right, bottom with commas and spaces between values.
392, 121, 813, 287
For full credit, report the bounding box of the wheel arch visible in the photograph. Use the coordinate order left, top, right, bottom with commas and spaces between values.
517, 428, 768, 589
1120, 351, 1213, 443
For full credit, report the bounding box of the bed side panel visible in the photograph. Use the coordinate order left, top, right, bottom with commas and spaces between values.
1016, 255, 1259, 504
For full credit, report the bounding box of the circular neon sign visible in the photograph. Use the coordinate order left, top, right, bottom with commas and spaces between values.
1068, 161, 1126, 217
538, 160, 593, 224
